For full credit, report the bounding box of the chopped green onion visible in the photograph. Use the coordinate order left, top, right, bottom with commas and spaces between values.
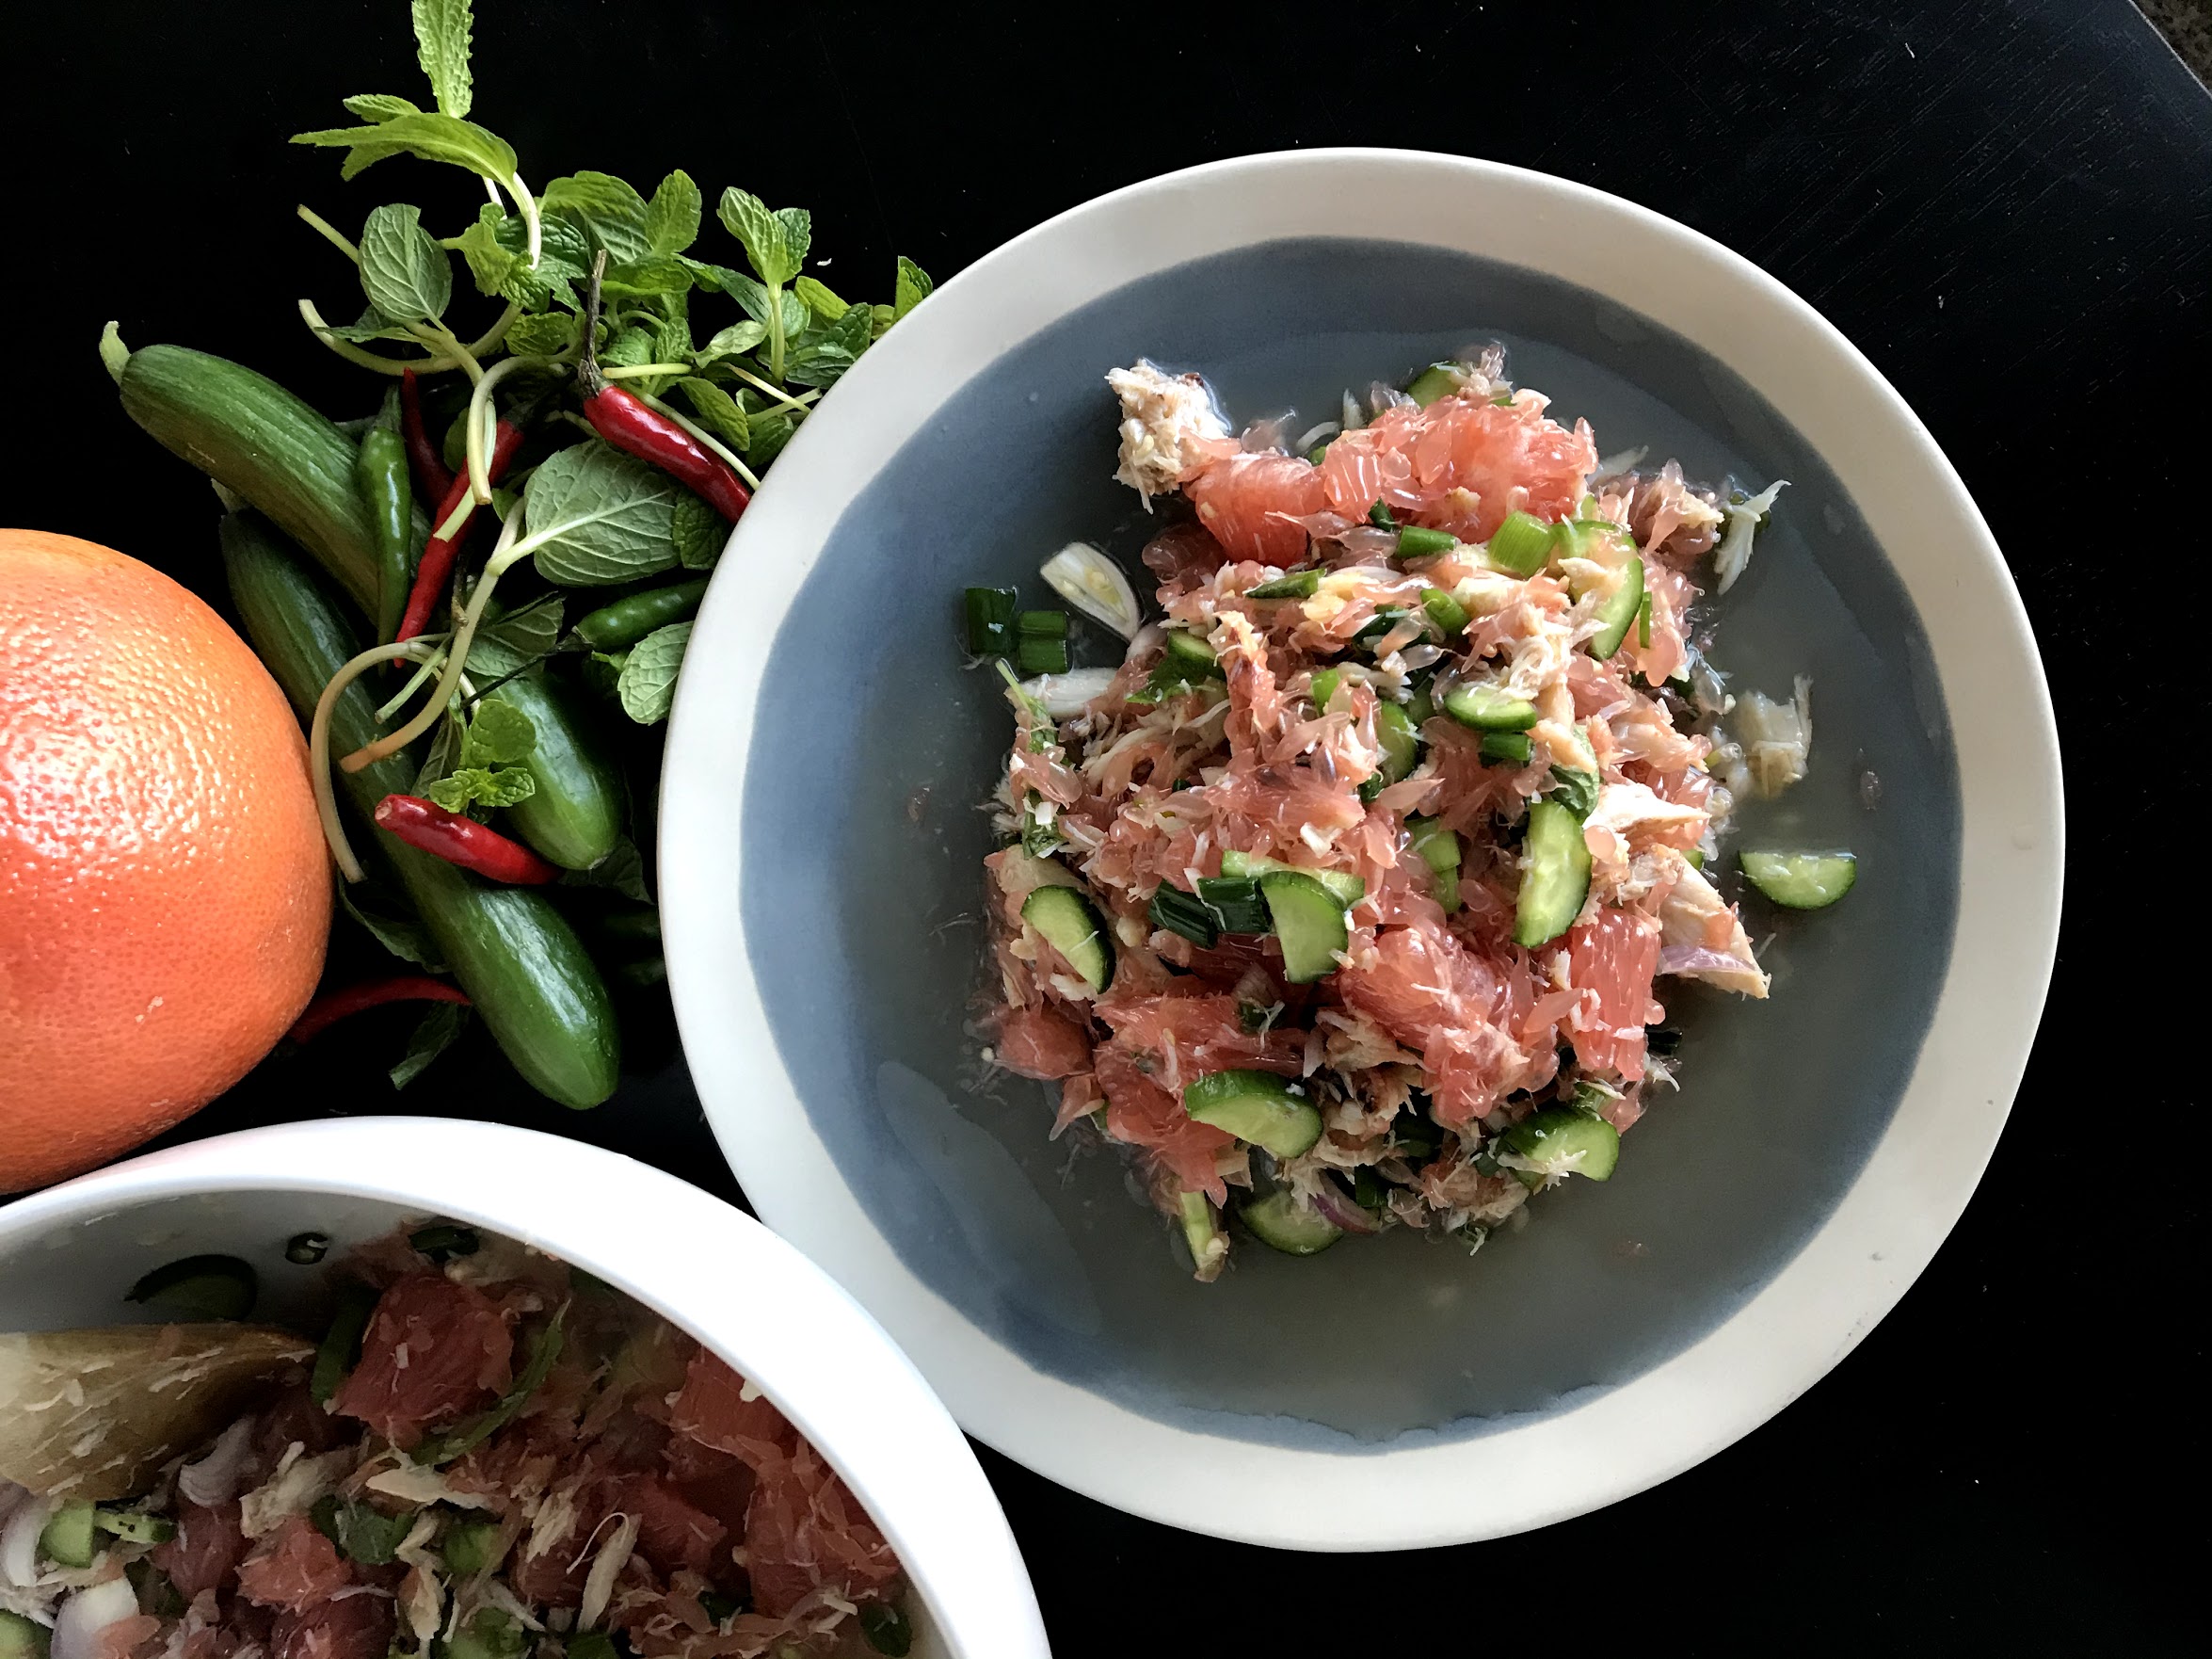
1194, 875, 1273, 935
310, 1495, 416, 1566
1015, 636, 1068, 676
284, 1232, 329, 1265
409, 1223, 478, 1262
1148, 885, 1220, 948
1637, 589, 1654, 649
1309, 668, 1341, 710
1686, 846, 1707, 870
1404, 676, 1436, 725
1480, 731, 1533, 767
1368, 500, 1399, 530
1017, 609, 1067, 638
1421, 588, 1471, 636
963, 586, 1018, 655
1398, 526, 1458, 560
1247, 568, 1321, 600
1483, 510, 1554, 577
858, 1604, 913, 1658
311, 1281, 377, 1404
95, 1507, 175, 1546
1354, 606, 1408, 649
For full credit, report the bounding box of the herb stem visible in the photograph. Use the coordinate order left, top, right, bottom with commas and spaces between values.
297, 204, 361, 263
298, 299, 466, 377
637, 391, 761, 489
468, 302, 521, 359
465, 355, 544, 504
509, 172, 543, 269
311, 637, 444, 879
409, 320, 484, 385
718, 364, 819, 419
377, 646, 449, 720
599, 363, 695, 379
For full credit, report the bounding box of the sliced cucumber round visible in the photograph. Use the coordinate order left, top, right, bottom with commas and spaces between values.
1258, 871, 1350, 983
39, 1500, 97, 1570
1514, 800, 1592, 947
126, 1253, 257, 1321
0, 1609, 51, 1659
1501, 1106, 1621, 1182
1587, 555, 1645, 662
1443, 682, 1540, 732
1741, 849, 1857, 910
1219, 849, 1364, 908
1163, 629, 1221, 676
1183, 1070, 1323, 1158
1020, 885, 1114, 992
1239, 1189, 1344, 1255
1372, 701, 1419, 789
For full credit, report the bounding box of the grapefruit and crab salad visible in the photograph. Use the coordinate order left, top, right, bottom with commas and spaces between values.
964, 349, 1856, 1280
0, 1226, 912, 1659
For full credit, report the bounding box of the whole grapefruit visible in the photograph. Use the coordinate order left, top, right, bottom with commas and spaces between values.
0, 530, 330, 1191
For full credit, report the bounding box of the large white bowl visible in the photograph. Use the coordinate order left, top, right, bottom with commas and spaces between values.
660, 149, 2062, 1548
0, 1118, 1050, 1659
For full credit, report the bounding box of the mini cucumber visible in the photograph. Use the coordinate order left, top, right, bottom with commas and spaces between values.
1443, 683, 1540, 732
1500, 1106, 1620, 1182
119, 343, 425, 616
1258, 871, 1350, 983
1740, 849, 1857, 909
484, 673, 625, 872
1372, 701, 1419, 789
1182, 1070, 1322, 1158
39, 1501, 97, 1570
1020, 885, 1114, 992
1514, 799, 1592, 947
1219, 849, 1364, 907
1239, 1189, 1344, 1255
127, 1254, 256, 1320
1587, 556, 1645, 661
223, 513, 619, 1108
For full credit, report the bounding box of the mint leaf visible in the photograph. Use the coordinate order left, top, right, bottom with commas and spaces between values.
524, 441, 681, 586
674, 378, 749, 452
696, 320, 766, 363
773, 207, 812, 272
461, 205, 588, 312
602, 326, 655, 368
504, 310, 576, 357
293, 110, 516, 185
339, 882, 445, 972
894, 255, 933, 320
465, 596, 563, 678
616, 621, 692, 724
793, 276, 848, 321
744, 411, 793, 467
560, 834, 650, 903
320, 307, 420, 344
344, 93, 422, 123
358, 203, 452, 324
460, 699, 535, 767
390, 1000, 467, 1089
542, 171, 651, 264
644, 170, 702, 256
716, 188, 799, 286
785, 301, 873, 389
599, 256, 693, 299
411, 0, 473, 118
415, 705, 463, 792
424, 765, 535, 813
671, 491, 724, 570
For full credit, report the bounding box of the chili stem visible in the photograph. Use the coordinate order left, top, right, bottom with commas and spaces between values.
299, 299, 465, 377
297, 204, 361, 263
465, 355, 544, 504
311, 637, 444, 880
637, 391, 761, 489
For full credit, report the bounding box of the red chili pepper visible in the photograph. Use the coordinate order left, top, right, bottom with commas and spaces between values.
289, 974, 471, 1045
577, 252, 752, 522
399, 369, 457, 505
393, 419, 526, 644
375, 793, 560, 885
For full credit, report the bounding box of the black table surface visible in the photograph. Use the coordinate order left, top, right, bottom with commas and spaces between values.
6, 2, 2203, 1651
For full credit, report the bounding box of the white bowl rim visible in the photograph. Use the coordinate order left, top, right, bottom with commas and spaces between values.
0, 1117, 1050, 1656
659, 146, 2063, 1550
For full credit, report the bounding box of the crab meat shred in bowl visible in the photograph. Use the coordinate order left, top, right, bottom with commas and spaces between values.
0, 1226, 911, 1659
968, 349, 1848, 1279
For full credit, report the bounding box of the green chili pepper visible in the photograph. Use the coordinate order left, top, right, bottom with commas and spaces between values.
572, 580, 711, 652
356, 397, 416, 645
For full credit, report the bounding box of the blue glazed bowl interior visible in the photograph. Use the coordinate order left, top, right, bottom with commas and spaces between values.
743, 238, 1959, 1449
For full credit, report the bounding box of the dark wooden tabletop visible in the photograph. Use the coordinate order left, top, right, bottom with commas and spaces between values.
6, 2, 2204, 1651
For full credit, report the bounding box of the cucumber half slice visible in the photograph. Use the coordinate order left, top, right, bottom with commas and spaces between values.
39, 1500, 97, 1570
1442, 683, 1540, 732
1183, 1070, 1323, 1158
0, 1611, 51, 1659
1404, 362, 1463, 406
1500, 1106, 1621, 1182
1020, 885, 1114, 992
1258, 871, 1350, 983
1587, 556, 1645, 662
1371, 701, 1420, 789
1513, 799, 1592, 947
1239, 1189, 1344, 1255
1219, 849, 1364, 908
1740, 849, 1857, 910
